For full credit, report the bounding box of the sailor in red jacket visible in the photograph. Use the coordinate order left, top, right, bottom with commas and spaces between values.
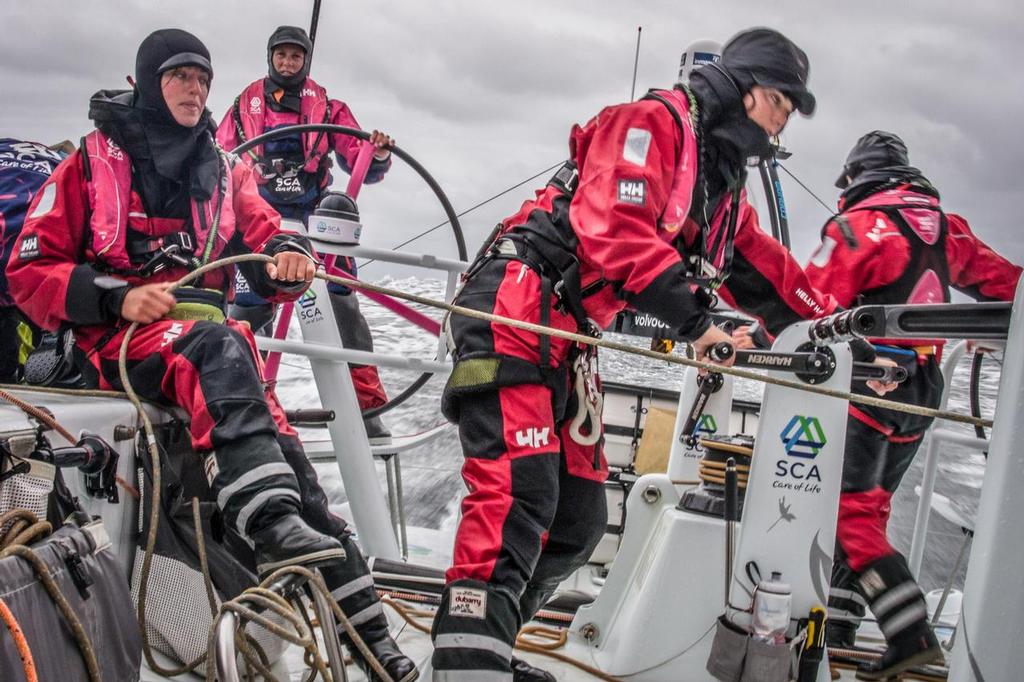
431, 28, 836, 681
216, 26, 394, 441
805, 130, 1021, 679
5, 29, 414, 680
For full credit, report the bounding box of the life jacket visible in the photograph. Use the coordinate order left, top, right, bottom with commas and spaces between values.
845, 189, 950, 306
80, 130, 235, 276
231, 78, 332, 175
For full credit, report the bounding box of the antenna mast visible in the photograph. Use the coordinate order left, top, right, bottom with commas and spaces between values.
630, 26, 642, 101
309, 0, 323, 65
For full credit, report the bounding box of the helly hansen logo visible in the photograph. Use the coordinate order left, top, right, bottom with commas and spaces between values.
18, 235, 41, 261
515, 427, 550, 449
204, 454, 220, 486
161, 322, 184, 348
617, 179, 646, 205
449, 587, 487, 619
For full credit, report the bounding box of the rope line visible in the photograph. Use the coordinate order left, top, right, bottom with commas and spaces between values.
776, 162, 835, 215
320, 265, 992, 429
359, 161, 563, 268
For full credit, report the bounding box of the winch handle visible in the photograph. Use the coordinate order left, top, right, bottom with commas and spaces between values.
852, 362, 908, 384
724, 457, 739, 523
679, 372, 724, 448
707, 341, 734, 363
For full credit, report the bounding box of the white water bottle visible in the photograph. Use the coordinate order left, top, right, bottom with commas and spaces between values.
751, 571, 791, 644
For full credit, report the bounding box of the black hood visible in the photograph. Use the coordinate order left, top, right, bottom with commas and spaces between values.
836, 130, 910, 188
135, 28, 213, 126
688, 64, 772, 197
719, 27, 815, 116
836, 130, 937, 208
267, 25, 312, 89
89, 88, 220, 212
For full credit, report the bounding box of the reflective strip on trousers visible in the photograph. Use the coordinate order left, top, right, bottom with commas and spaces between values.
433, 633, 514, 661
880, 602, 928, 639
330, 573, 375, 602
871, 581, 922, 618
433, 672, 513, 682
346, 601, 385, 627
830, 587, 867, 607
216, 462, 296, 510
234, 487, 301, 535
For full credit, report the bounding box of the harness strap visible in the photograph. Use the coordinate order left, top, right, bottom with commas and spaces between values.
440, 354, 567, 423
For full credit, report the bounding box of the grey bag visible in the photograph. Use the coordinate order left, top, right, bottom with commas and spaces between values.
0, 521, 141, 681
707, 614, 794, 682
740, 636, 792, 682
707, 615, 750, 682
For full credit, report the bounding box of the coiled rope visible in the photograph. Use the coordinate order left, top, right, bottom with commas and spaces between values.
118, 254, 408, 681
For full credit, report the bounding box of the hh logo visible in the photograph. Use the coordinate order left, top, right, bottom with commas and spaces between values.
249, 96, 262, 114
161, 322, 184, 348
515, 427, 551, 449
18, 235, 41, 261
696, 414, 717, 435
301, 88, 316, 97
780, 415, 826, 458
617, 179, 646, 205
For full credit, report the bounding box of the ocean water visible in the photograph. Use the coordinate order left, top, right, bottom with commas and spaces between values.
275, 276, 996, 594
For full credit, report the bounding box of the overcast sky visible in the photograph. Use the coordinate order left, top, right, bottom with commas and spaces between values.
3, 0, 1021, 281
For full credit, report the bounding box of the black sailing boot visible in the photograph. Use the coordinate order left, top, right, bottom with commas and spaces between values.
250, 513, 346, 576
513, 581, 557, 681
825, 553, 868, 651
511, 656, 557, 682
854, 554, 943, 680
342, 617, 416, 681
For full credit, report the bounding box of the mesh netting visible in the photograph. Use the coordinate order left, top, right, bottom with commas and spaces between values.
130, 549, 289, 674
0, 459, 54, 536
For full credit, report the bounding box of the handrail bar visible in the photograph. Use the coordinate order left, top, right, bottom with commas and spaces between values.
907, 341, 989, 578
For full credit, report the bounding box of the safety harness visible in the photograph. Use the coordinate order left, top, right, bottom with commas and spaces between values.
445, 91, 746, 445
79, 136, 231, 324
231, 94, 332, 203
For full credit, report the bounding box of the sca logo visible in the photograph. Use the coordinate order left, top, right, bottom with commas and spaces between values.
696, 414, 717, 435
297, 289, 323, 323
774, 415, 826, 490
275, 176, 303, 194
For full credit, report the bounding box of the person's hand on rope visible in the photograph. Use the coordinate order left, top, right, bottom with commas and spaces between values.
121, 283, 176, 324
266, 251, 315, 286
690, 324, 736, 368
866, 356, 900, 396
369, 130, 394, 160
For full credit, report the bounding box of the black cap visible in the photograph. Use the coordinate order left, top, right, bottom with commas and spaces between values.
135, 29, 212, 123
268, 25, 312, 54
721, 28, 815, 116
266, 26, 312, 88
835, 131, 909, 188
